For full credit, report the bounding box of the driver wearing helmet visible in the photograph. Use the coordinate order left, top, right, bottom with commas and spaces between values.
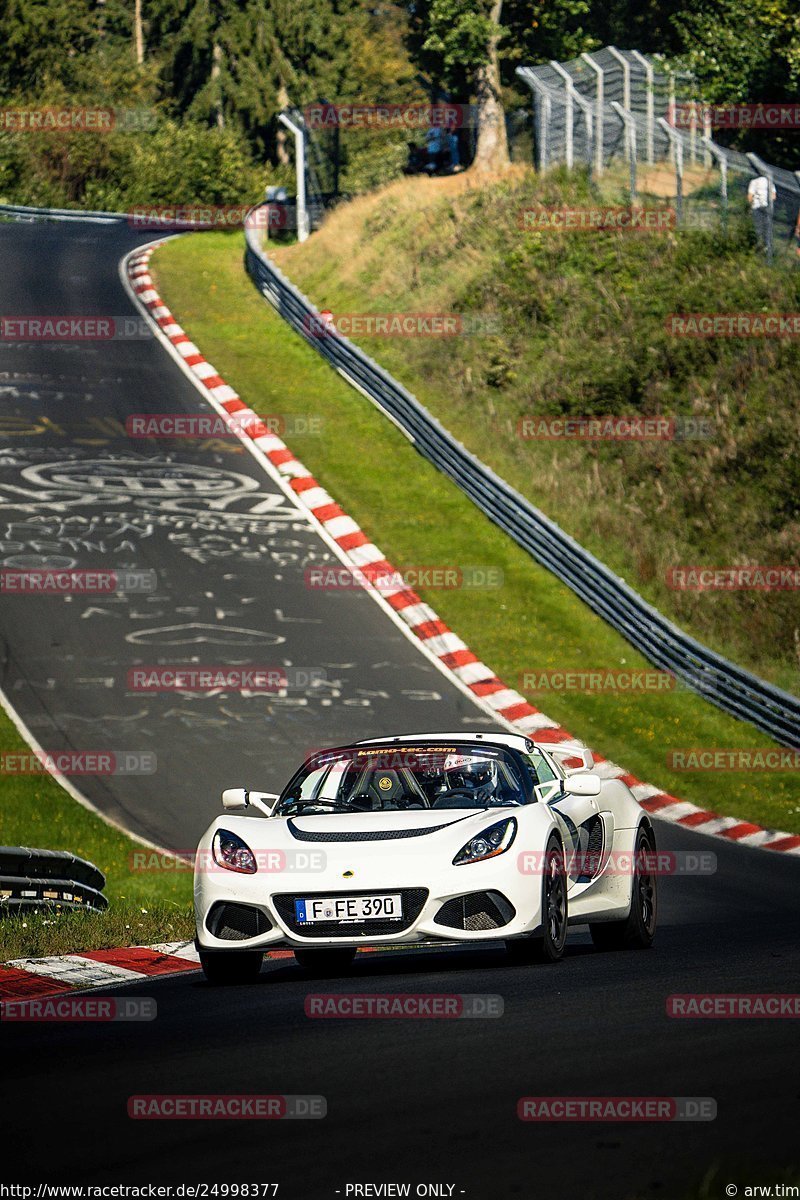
443, 753, 502, 803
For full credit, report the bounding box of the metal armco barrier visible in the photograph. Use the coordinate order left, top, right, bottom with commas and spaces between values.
244, 209, 799, 747
2, 201, 794, 745
0, 846, 107, 913
0, 202, 126, 223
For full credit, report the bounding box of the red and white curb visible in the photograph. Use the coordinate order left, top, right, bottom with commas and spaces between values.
0, 942, 201, 1000
120, 241, 800, 861
0, 940, 414, 1002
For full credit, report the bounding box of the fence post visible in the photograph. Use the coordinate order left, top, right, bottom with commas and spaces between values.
689, 100, 698, 166
549, 61, 574, 168
658, 117, 683, 226
517, 70, 552, 172
278, 111, 310, 242
702, 105, 711, 168
630, 50, 654, 164
611, 102, 637, 201
607, 47, 631, 162
701, 137, 728, 231
580, 52, 604, 176
572, 90, 595, 183
667, 71, 676, 164
747, 152, 775, 262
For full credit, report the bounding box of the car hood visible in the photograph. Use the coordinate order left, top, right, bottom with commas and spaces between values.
208, 807, 514, 848
284, 810, 476, 841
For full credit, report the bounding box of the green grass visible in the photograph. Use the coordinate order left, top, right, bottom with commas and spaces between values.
0, 706, 193, 962
273, 168, 800, 697
150, 228, 800, 835
0, 904, 194, 963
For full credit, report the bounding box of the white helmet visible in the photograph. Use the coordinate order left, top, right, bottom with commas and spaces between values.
443, 754, 499, 795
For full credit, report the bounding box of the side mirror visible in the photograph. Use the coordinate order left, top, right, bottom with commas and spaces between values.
221, 788, 280, 816
563, 773, 602, 797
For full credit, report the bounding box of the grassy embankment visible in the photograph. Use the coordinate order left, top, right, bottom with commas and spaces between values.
0, 715, 192, 961
148, 189, 800, 837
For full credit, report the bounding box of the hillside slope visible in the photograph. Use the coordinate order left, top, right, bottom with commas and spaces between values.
273, 169, 800, 695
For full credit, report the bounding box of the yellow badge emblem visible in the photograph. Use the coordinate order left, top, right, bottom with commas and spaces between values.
378, 776, 393, 791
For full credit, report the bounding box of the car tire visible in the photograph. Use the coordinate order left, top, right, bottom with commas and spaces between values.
590, 825, 657, 951
506, 834, 567, 964
199, 950, 264, 985
293, 948, 357, 975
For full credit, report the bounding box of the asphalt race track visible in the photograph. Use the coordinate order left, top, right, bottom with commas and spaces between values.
0, 218, 495, 850
1, 219, 798, 1198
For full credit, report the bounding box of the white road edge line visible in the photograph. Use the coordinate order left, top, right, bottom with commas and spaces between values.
119, 240, 524, 732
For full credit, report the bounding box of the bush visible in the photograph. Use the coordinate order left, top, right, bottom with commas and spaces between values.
0, 119, 264, 211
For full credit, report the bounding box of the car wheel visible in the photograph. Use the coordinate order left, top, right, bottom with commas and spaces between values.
506, 834, 567, 964
199, 950, 263, 985
590, 825, 657, 951
293, 948, 357, 975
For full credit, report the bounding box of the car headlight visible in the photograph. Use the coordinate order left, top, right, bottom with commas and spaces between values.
212, 828, 257, 874
453, 817, 517, 866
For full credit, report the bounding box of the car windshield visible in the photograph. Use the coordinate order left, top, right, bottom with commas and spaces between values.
277, 744, 531, 814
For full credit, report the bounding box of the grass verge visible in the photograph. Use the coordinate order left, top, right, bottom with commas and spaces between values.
0, 706, 193, 963
150, 230, 800, 835
272, 167, 800, 695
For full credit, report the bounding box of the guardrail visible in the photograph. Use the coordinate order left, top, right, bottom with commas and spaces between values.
3, 199, 794, 744
0, 847, 107, 914
0, 202, 127, 223
244, 208, 799, 747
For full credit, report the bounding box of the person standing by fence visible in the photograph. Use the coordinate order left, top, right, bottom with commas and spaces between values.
747, 175, 776, 248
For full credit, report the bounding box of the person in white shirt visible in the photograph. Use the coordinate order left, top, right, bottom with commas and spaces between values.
747, 175, 776, 247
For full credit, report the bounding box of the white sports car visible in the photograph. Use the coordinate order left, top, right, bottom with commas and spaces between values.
194, 732, 657, 984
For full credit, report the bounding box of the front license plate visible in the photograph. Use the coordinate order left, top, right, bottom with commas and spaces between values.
295, 893, 403, 923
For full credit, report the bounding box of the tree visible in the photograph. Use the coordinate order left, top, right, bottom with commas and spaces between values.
671, 0, 800, 165
412, 0, 508, 172
411, 0, 598, 174
472, 0, 508, 171
673, 0, 800, 98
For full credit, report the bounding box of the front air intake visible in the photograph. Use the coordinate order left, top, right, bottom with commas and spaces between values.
435, 891, 516, 931
207, 902, 271, 941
